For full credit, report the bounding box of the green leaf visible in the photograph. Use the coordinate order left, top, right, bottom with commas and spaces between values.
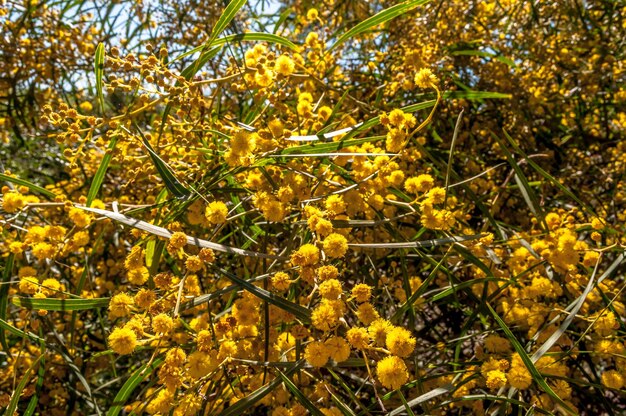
491, 131, 544, 225
179, 0, 248, 80
174, 32, 299, 63
450, 49, 516, 67
486, 303, 576, 416
107, 358, 164, 416
5, 354, 44, 416
279, 136, 383, 155
388, 385, 453, 416
218, 360, 304, 416
13, 297, 110, 311
209, 0, 248, 45
211, 266, 311, 323
0, 253, 14, 351
86, 134, 118, 207
0, 317, 45, 343
327, 0, 431, 52
134, 125, 191, 200
276, 370, 325, 416
0, 173, 55, 199
501, 129, 597, 217
23, 337, 46, 416
94, 42, 105, 113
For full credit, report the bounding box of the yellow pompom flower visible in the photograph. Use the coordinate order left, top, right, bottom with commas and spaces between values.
79, 101, 93, 112
205, 201, 228, 224
108, 326, 138, 355
169, 232, 187, 249
318, 278, 342, 299
385, 327, 416, 357
305, 341, 330, 367
19, 276, 39, 295
377, 356, 409, 390
322, 233, 348, 258
152, 313, 174, 334
271, 271, 292, 291
127, 266, 149, 285
485, 369, 507, 390
368, 319, 392, 347
291, 243, 320, 267
68, 207, 92, 228
352, 284, 372, 303
602, 370, 624, 389
275, 55, 295, 76
109, 292, 134, 319
187, 350, 219, 379
311, 299, 342, 331
414, 68, 438, 88
40, 278, 61, 296
346, 327, 370, 349
325, 336, 350, 363
405, 174, 434, 194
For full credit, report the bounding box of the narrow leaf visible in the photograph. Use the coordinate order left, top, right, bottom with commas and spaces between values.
0, 173, 55, 199
5, 354, 44, 416
486, 303, 576, 416
94, 42, 105, 112
86, 134, 118, 207
78, 205, 285, 260
0, 253, 14, 351
0, 317, 45, 342
276, 370, 325, 416
13, 297, 110, 311
218, 360, 304, 416
328, 0, 431, 52
107, 359, 164, 416
348, 234, 482, 249
211, 266, 311, 323
135, 127, 191, 200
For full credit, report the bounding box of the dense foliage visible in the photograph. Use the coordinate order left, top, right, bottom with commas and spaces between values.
1, 0, 626, 414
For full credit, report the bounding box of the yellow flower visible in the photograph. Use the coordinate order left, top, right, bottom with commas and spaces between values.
376, 356, 409, 390
352, 284, 372, 303
152, 313, 174, 334
169, 231, 187, 249
322, 233, 348, 258
306, 8, 318, 21
185, 255, 203, 272
414, 68, 438, 88
325, 336, 350, 362
127, 266, 149, 285
601, 370, 624, 389
108, 292, 134, 319
291, 244, 320, 267
346, 327, 369, 349
485, 369, 507, 390
19, 276, 39, 295
187, 350, 219, 379
385, 327, 416, 358
368, 319, 392, 347
108, 326, 138, 355
311, 300, 342, 331
318, 279, 342, 299
405, 174, 434, 194
79, 101, 93, 112
271, 271, 292, 291
356, 303, 379, 325
275, 55, 295, 76
205, 201, 228, 224
305, 341, 330, 367
68, 207, 92, 228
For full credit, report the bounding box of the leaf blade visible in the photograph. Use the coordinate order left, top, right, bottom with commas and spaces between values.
94, 42, 105, 113
327, 0, 431, 52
